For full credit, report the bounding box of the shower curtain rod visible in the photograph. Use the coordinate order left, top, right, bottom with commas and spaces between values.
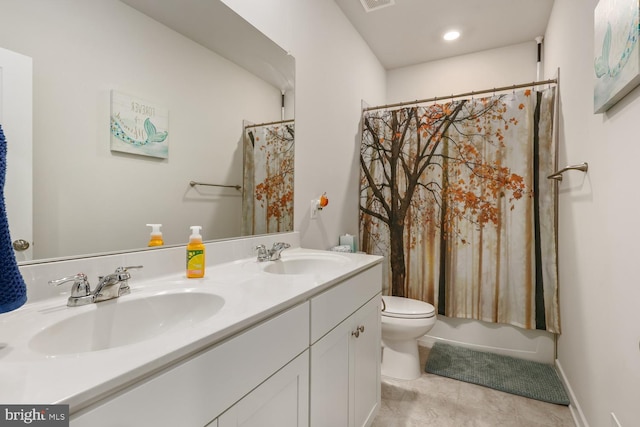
244, 119, 294, 129
363, 78, 558, 112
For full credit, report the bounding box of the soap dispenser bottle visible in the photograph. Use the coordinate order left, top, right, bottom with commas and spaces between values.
146, 224, 164, 247
186, 226, 205, 278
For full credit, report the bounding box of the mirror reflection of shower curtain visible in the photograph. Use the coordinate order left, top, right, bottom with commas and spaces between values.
359, 88, 560, 333
242, 120, 294, 235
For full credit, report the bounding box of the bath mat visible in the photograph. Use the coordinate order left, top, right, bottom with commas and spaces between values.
425, 342, 570, 405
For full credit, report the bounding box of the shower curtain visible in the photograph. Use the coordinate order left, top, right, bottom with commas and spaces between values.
359, 88, 560, 333
242, 121, 294, 235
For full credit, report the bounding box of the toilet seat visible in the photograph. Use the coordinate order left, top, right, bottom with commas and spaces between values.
381, 296, 435, 319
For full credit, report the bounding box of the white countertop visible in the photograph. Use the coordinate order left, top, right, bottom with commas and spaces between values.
0, 248, 382, 412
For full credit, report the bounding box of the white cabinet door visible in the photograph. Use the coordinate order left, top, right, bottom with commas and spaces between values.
352, 297, 381, 427
218, 350, 309, 427
310, 295, 381, 427
310, 313, 351, 427
0, 47, 33, 262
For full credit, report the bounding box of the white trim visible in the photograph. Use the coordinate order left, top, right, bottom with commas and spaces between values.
555, 358, 589, 427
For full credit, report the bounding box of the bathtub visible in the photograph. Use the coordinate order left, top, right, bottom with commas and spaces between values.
419, 316, 556, 363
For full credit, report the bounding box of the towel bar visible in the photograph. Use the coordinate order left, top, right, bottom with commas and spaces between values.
547, 162, 588, 181
189, 181, 242, 190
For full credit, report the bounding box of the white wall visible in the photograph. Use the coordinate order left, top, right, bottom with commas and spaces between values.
0, 0, 282, 259
222, 0, 387, 250
387, 41, 539, 102
545, 0, 640, 426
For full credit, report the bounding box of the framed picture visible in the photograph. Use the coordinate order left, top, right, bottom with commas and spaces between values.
110, 90, 169, 158
594, 0, 640, 113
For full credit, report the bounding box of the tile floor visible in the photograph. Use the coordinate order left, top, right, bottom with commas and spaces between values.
371, 346, 575, 427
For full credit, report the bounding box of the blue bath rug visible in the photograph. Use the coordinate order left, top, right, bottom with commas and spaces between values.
425, 342, 570, 406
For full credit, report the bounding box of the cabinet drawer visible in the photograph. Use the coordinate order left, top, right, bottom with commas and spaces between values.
71, 302, 310, 427
310, 264, 381, 344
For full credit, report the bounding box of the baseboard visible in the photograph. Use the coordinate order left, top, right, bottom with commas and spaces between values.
555, 358, 589, 427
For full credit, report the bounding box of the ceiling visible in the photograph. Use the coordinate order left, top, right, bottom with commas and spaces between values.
334, 0, 555, 70
120, 0, 295, 91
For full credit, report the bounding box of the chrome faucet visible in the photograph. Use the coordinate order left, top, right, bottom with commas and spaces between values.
254, 242, 291, 262
49, 266, 142, 307
48, 273, 93, 307
93, 266, 142, 302
270, 242, 291, 260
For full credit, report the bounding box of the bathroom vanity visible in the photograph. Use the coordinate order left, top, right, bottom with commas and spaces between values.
4, 235, 382, 427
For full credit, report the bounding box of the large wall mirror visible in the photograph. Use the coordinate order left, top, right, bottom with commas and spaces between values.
0, 0, 294, 263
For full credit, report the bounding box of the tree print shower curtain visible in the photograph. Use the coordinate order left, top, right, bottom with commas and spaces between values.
242, 121, 294, 235
359, 88, 560, 333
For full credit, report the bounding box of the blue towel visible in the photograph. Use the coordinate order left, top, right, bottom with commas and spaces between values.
0, 124, 27, 313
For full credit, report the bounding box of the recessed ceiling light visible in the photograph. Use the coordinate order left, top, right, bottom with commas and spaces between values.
443, 31, 460, 41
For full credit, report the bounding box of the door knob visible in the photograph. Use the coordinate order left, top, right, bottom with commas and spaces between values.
12, 239, 30, 251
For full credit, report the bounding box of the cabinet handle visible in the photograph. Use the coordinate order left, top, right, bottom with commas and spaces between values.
351, 325, 365, 338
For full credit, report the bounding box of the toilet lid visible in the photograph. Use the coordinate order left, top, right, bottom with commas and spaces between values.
381, 296, 436, 319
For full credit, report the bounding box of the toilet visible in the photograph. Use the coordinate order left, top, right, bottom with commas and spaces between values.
381, 295, 436, 380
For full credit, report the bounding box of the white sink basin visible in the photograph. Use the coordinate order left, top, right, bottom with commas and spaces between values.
29, 291, 225, 356
262, 253, 350, 275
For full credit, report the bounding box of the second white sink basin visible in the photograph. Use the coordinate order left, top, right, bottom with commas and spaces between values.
29, 291, 225, 356
262, 252, 350, 275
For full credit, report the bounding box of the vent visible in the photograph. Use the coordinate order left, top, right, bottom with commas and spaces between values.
360, 0, 395, 13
